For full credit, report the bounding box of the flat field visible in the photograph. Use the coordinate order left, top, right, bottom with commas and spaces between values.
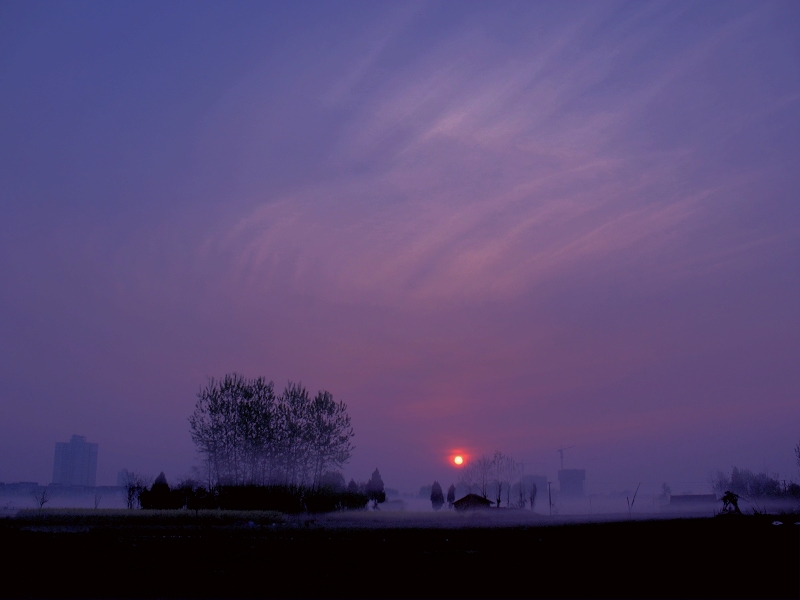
1, 509, 797, 598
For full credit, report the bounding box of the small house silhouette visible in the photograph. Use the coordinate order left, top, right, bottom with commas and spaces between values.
453, 493, 493, 511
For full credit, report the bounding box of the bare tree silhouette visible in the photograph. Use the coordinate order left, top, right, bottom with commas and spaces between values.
32, 487, 51, 510
120, 471, 150, 509
189, 375, 354, 488
459, 454, 494, 499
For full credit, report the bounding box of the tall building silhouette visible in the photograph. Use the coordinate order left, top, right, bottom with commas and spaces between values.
558, 468, 586, 497
52, 435, 98, 486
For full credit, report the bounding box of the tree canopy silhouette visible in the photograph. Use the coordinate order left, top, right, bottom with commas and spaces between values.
430, 481, 444, 510
189, 374, 354, 488
365, 468, 386, 508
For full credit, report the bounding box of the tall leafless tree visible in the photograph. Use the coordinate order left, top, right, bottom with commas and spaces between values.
189, 374, 354, 488
485, 452, 523, 507
492, 451, 507, 508
120, 471, 150, 509
307, 390, 356, 488
504, 456, 523, 507
459, 454, 495, 499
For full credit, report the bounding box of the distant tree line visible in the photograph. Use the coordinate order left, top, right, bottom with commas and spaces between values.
458, 451, 531, 508
128, 469, 386, 514
115, 374, 391, 515
796, 440, 800, 470
189, 374, 354, 488
419, 452, 538, 511
712, 466, 800, 500
425, 482, 456, 510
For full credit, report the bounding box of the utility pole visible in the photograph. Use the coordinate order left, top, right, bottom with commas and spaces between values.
547, 481, 552, 517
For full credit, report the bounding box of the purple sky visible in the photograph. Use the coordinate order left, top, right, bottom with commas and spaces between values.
1, 1, 798, 494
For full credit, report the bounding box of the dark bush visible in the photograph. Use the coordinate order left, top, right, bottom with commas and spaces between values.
175, 480, 216, 512
214, 484, 368, 513
139, 472, 185, 509
216, 485, 305, 513
365, 469, 386, 508
339, 490, 370, 511
319, 471, 346, 492
136, 480, 368, 513
305, 488, 369, 513
430, 481, 445, 510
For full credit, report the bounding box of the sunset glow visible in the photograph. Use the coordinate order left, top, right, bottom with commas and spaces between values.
0, 2, 797, 493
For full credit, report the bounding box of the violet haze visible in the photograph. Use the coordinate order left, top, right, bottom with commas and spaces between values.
1, 1, 798, 495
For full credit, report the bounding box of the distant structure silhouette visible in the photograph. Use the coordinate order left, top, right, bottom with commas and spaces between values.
52, 435, 97, 486
453, 493, 492, 511
558, 469, 586, 497
557, 445, 575, 470
556, 446, 585, 497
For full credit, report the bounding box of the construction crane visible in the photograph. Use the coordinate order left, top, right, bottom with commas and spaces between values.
557, 445, 575, 471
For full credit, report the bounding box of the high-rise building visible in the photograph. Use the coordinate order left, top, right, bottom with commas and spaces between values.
52, 435, 98, 486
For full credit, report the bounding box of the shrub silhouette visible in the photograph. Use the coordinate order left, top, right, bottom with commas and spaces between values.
139, 473, 184, 509
137, 481, 368, 514
365, 469, 386, 508
430, 481, 445, 510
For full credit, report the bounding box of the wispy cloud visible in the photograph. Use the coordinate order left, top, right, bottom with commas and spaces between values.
193, 3, 796, 312
2, 1, 798, 489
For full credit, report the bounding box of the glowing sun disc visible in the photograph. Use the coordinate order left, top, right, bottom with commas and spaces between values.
454, 455, 464, 465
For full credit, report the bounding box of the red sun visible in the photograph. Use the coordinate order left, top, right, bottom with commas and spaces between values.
447, 449, 468, 467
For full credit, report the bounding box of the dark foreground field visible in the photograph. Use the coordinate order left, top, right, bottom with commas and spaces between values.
1, 510, 797, 599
